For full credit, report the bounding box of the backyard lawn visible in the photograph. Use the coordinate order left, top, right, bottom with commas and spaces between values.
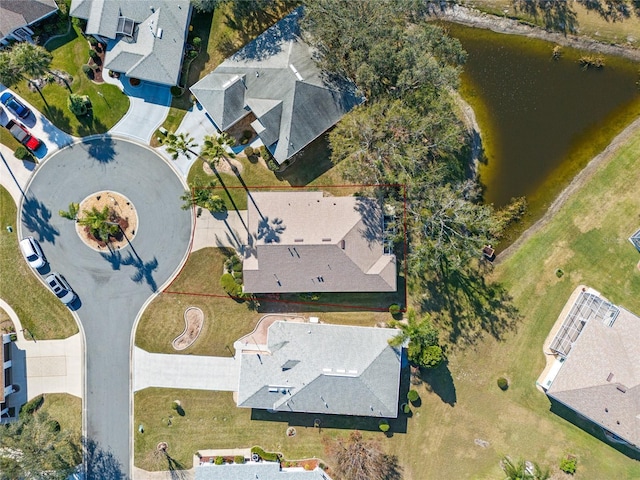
8, 24, 129, 137
135, 124, 640, 478
0, 186, 78, 339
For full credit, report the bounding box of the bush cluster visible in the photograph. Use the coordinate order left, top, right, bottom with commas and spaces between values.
497, 377, 509, 391
221, 273, 242, 297
14, 145, 33, 161
251, 446, 281, 462
559, 455, 577, 474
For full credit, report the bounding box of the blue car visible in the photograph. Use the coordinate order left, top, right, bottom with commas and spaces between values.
0, 92, 31, 119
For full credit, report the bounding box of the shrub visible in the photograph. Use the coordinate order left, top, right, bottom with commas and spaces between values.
170, 86, 182, 97
68, 94, 88, 116
243, 146, 254, 156
497, 377, 509, 391
555, 268, 564, 278
421, 345, 444, 368
188, 50, 198, 59
378, 420, 390, 432
559, 455, 577, 474
88, 36, 99, 47
388, 303, 401, 315
89, 49, 99, 61
14, 145, 32, 160
402, 403, 411, 414
20, 395, 44, 419
234, 455, 245, 464
267, 158, 279, 171
171, 401, 179, 411
407, 389, 419, 402
251, 446, 280, 462
221, 273, 242, 297
242, 130, 253, 140
259, 145, 270, 158
82, 64, 93, 77
214, 456, 224, 465
192, 37, 202, 48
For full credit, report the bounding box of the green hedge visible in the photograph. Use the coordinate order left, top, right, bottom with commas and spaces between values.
251, 446, 281, 462
220, 273, 242, 297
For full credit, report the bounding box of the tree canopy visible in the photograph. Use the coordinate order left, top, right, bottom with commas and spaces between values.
389, 309, 444, 368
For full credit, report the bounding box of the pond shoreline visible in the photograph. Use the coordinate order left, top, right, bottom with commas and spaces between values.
429, 4, 640, 61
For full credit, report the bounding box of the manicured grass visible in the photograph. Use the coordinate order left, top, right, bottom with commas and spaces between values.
467, 0, 640, 47
39, 393, 82, 442
0, 186, 77, 339
134, 387, 382, 471
10, 25, 129, 137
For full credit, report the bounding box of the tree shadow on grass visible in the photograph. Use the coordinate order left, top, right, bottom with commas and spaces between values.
43, 104, 71, 133
276, 133, 333, 186
420, 266, 521, 346
83, 437, 127, 480
21, 196, 59, 244
548, 397, 640, 460
76, 113, 109, 137
416, 361, 457, 406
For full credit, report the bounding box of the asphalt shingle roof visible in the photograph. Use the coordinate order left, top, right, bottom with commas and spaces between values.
70, 0, 191, 86
547, 300, 640, 448
236, 321, 402, 417
190, 7, 363, 163
242, 191, 396, 293
0, 0, 58, 40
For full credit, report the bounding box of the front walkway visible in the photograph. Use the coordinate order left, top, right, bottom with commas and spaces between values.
133, 347, 240, 392
168, 105, 219, 178
0, 299, 83, 401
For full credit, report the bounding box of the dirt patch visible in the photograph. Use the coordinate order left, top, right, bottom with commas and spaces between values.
202, 158, 244, 176
75, 191, 138, 251
172, 307, 204, 351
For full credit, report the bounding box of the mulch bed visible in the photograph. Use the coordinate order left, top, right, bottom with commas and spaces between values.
88, 42, 106, 83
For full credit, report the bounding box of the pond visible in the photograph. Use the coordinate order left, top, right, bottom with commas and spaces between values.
443, 22, 640, 238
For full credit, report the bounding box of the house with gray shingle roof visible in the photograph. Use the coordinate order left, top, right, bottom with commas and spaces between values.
242, 191, 396, 294
0, 0, 58, 45
195, 462, 333, 480
69, 0, 191, 86
190, 7, 363, 165
541, 288, 640, 449
235, 321, 403, 418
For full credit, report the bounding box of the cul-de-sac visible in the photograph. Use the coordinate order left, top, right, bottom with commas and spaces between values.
1, 1, 640, 479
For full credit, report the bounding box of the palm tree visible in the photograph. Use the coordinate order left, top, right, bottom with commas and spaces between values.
164, 132, 197, 160
0, 51, 22, 89
199, 132, 236, 169
78, 206, 120, 243
181, 180, 227, 213
388, 309, 443, 368
10, 43, 53, 100
500, 457, 550, 480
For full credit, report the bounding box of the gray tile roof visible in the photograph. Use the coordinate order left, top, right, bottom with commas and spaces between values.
70, 0, 191, 86
190, 7, 363, 163
236, 321, 402, 417
242, 191, 396, 293
195, 462, 333, 480
0, 0, 58, 40
547, 298, 640, 448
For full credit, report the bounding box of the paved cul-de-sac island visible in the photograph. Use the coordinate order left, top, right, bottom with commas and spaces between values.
20, 137, 192, 477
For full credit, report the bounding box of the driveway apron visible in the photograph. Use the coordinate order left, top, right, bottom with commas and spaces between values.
20, 138, 192, 478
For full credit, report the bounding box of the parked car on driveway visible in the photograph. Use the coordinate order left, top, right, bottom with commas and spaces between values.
0, 92, 31, 118
45, 273, 76, 305
5, 119, 41, 151
19, 236, 47, 269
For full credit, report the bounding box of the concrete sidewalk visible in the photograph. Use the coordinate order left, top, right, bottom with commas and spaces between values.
0, 299, 83, 401
133, 347, 240, 392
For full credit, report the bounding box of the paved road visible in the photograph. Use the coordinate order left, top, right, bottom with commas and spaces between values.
20, 137, 192, 479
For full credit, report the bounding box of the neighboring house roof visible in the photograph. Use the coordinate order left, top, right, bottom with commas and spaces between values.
0, 0, 58, 41
546, 292, 640, 448
236, 321, 402, 417
196, 462, 333, 480
190, 7, 363, 163
69, 0, 191, 86
242, 191, 396, 293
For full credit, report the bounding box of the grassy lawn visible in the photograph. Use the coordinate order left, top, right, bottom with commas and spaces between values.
8, 24, 129, 137
0, 187, 77, 339
136, 126, 640, 478
466, 0, 640, 47
39, 393, 82, 442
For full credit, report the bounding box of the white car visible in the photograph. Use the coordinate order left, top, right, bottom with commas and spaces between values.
19, 236, 46, 269
45, 273, 76, 305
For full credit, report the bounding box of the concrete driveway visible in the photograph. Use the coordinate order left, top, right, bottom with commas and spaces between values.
20, 137, 192, 479
133, 347, 240, 392
107, 77, 171, 144
192, 210, 248, 252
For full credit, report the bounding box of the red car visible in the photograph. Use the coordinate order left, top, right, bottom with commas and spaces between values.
5, 119, 41, 151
